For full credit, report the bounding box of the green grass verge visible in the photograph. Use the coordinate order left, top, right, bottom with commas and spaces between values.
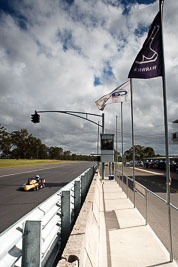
0, 159, 73, 168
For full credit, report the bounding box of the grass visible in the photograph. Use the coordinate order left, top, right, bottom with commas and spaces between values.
0, 159, 73, 168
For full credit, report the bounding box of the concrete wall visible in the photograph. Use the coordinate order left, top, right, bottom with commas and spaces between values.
57, 171, 102, 267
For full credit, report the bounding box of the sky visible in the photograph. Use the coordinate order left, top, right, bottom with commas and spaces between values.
0, 0, 178, 156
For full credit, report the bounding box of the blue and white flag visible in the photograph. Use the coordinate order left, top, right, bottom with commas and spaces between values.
95, 80, 130, 111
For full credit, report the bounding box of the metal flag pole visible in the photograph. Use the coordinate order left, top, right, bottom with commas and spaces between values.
97, 121, 100, 155
116, 115, 118, 162
115, 115, 118, 181
97, 121, 100, 169
121, 102, 124, 185
130, 78, 136, 207
102, 113, 105, 180
159, 0, 173, 261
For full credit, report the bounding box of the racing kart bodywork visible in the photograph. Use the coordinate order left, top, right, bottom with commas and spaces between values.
21, 178, 46, 191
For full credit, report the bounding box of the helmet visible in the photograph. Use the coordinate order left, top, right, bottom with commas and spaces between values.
36, 175, 40, 179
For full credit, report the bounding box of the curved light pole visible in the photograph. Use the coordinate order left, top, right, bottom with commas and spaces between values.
31, 110, 105, 179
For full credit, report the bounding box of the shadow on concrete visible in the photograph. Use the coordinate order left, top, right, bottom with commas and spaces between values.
147, 261, 172, 267
105, 210, 120, 230
102, 183, 112, 267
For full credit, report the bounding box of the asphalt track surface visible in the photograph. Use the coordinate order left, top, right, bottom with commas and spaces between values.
116, 166, 178, 263
0, 161, 95, 234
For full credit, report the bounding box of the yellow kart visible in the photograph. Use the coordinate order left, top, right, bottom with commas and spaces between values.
21, 178, 46, 191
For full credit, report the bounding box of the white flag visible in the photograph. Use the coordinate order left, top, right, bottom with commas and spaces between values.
95, 80, 130, 111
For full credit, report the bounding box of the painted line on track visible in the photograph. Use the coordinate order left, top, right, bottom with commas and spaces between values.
132, 167, 165, 176
0, 165, 62, 178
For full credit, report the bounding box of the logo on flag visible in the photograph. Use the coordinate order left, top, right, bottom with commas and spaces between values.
95, 80, 130, 111
112, 90, 127, 98
128, 11, 163, 79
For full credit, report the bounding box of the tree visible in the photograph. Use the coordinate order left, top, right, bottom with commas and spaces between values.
144, 146, 155, 158
0, 125, 98, 161
135, 145, 145, 160
0, 125, 11, 158
25, 134, 37, 159
38, 144, 49, 159
11, 129, 29, 159
49, 147, 63, 159
63, 150, 71, 160
124, 145, 155, 161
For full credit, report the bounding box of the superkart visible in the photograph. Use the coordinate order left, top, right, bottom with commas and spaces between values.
21, 178, 46, 191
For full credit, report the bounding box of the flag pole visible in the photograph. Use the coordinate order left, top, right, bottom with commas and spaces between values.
97, 121, 100, 155
116, 115, 118, 162
130, 78, 136, 207
121, 102, 124, 185
115, 115, 118, 181
159, 0, 173, 261
102, 113, 105, 180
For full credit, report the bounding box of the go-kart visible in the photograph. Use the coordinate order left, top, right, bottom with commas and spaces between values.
21, 177, 46, 191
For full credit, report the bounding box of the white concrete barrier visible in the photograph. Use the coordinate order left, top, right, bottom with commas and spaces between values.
57, 171, 102, 267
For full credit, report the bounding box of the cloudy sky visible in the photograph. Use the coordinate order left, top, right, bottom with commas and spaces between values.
0, 0, 178, 156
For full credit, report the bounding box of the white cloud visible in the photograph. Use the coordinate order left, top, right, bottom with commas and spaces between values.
0, 0, 177, 156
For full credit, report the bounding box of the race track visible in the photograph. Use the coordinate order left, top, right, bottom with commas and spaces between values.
0, 161, 95, 233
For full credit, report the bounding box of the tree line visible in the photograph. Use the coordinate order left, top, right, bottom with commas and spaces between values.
114, 144, 159, 162
0, 125, 159, 162
0, 125, 96, 161
123, 144, 160, 161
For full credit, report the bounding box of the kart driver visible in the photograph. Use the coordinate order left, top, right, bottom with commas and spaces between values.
35, 175, 40, 182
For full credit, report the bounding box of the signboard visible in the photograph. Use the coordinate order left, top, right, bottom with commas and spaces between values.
100, 134, 114, 163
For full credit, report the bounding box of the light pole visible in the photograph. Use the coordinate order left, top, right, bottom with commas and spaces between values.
31, 110, 105, 179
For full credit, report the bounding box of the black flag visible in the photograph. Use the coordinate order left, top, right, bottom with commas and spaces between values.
128, 11, 163, 79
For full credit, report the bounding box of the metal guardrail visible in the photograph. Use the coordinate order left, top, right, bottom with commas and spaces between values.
116, 171, 178, 262
0, 165, 97, 267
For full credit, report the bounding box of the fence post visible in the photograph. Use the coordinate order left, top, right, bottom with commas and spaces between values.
126, 176, 128, 198
22, 220, 41, 267
145, 190, 148, 225
74, 180, 81, 220
61, 190, 71, 251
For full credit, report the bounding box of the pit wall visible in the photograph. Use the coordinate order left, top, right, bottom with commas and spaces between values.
57, 171, 102, 267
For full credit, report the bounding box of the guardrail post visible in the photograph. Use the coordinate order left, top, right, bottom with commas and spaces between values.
81, 174, 87, 204
92, 166, 95, 178
88, 168, 92, 188
61, 190, 71, 251
74, 180, 81, 219
22, 220, 41, 267
86, 171, 89, 192
88, 168, 92, 184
